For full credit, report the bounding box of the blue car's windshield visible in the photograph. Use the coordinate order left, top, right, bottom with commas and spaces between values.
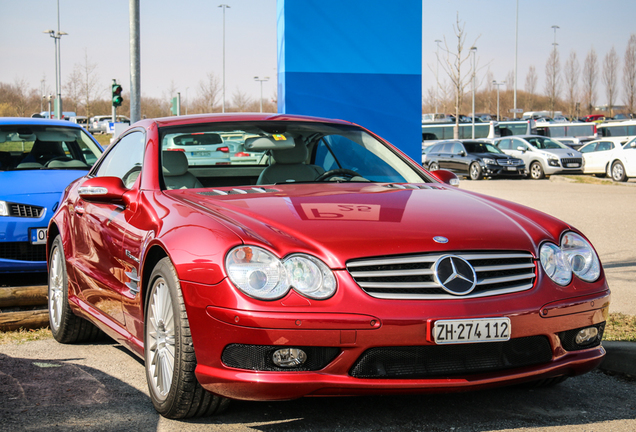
0, 125, 102, 171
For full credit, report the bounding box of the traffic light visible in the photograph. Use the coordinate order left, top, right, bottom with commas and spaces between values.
112, 83, 123, 107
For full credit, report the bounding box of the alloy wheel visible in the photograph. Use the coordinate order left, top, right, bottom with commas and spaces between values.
146, 277, 176, 401
48, 245, 64, 332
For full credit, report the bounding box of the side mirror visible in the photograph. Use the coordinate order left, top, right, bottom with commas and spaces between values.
517, 146, 527, 152
78, 176, 129, 204
429, 169, 460, 187
459, 151, 466, 157
630, 142, 636, 148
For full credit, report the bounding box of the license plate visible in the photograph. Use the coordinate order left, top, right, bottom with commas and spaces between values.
192, 151, 211, 157
30, 228, 47, 245
566, 163, 579, 168
505, 166, 517, 171
433, 318, 511, 344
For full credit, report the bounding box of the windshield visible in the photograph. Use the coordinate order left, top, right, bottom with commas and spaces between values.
0, 125, 102, 171
463, 141, 503, 154
526, 136, 567, 149
159, 121, 427, 190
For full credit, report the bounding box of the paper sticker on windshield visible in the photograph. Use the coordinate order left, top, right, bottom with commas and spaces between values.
272, 134, 287, 141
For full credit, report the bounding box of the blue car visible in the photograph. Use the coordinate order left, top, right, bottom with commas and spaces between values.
0, 118, 104, 273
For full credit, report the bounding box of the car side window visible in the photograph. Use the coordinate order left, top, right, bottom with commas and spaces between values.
597, 142, 614, 152
579, 143, 597, 153
452, 143, 464, 155
94, 131, 145, 189
440, 143, 453, 153
497, 139, 511, 150
512, 139, 527, 151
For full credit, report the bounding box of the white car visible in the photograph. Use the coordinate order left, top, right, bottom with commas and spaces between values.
579, 137, 636, 181
495, 135, 583, 179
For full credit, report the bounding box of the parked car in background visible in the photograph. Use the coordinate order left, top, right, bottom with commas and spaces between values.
579, 137, 636, 181
424, 139, 526, 180
0, 117, 103, 273
581, 114, 606, 123
47, 113, 608, 419
69, 116, 89, 129
89, 115, 131, 134
495, 135, 583, 179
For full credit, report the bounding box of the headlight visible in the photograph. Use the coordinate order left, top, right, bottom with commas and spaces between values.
0, 201, 7, 216
540, 232, 601, 286
285, 254, 337, 299
482, 158, 496, 165
561, 232, 601, 282
547, 157, 560, 167
225, 246, 288, 300
225, 246, 336, 300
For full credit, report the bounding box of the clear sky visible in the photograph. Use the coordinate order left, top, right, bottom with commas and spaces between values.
1, 0, 635, 107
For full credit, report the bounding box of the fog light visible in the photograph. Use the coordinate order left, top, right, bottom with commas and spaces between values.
575, 327, 599, 345
272, 348, 307, 367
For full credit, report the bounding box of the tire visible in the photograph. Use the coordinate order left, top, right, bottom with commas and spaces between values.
469, 162, 483, 180
144, 257, 229, 419
611, 160, 627, 182
48, 235, 103, 343
529, 161, 545, 180
428, 162, 439, 171
594, 173, 606, 178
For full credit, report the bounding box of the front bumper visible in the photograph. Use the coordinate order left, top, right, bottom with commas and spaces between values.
483, 163, 527, 177
181, 279, 610, 401
0, 216, 49, 273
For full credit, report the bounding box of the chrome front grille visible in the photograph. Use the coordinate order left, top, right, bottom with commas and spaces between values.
9, 203, 44, 218
497, 159, 523, 166
560, 158, 582, 168
346, 251, 536, 300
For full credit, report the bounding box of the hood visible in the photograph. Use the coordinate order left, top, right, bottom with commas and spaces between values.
539, 148, 581, 158
472, 152, 511, 160
170, 183, 571, 268
0, 170, 87, 200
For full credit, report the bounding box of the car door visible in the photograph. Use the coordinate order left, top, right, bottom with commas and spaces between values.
579, 141, 606, 173
508, 138, 531, 166
436, 142, 455, 171
449, 142, 470, 174
68, 131, 145, 327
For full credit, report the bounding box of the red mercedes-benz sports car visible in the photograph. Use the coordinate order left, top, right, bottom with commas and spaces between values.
47, 113, 610, 419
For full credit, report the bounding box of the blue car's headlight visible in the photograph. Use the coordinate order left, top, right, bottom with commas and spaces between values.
225, 246, 336, 300
0, 201, 8, 216
540, 232, 601, 286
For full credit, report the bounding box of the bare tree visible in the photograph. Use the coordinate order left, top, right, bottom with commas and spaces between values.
582, 47, 598, 115
439, 13, 479, 138
603, 47, 620, 117
198, 72, 221, 113
230, 88, 252, 112
78, 50, 102, 120
544, 48, 561, 117
64, 66, 83, 114
564, 50, 580, 119
623, 34, 636, 114
524, 65, 538, 111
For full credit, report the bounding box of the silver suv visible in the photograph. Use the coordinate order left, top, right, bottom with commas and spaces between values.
495, 135, 583, 179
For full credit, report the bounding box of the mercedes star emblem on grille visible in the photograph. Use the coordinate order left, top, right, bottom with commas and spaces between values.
434, 255, 477, 295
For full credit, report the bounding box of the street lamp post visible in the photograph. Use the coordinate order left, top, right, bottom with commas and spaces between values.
219, 4, 230, 113
254, 76, 270, 113
470, 46, 477, 139
435, 39, 442, 114
493, 80, 506, 121
43, 29, 67, 119
514, 0, 519, 118
551, 25, 560, 118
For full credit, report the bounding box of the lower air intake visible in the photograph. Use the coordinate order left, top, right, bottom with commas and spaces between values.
350, 336, 552, 379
